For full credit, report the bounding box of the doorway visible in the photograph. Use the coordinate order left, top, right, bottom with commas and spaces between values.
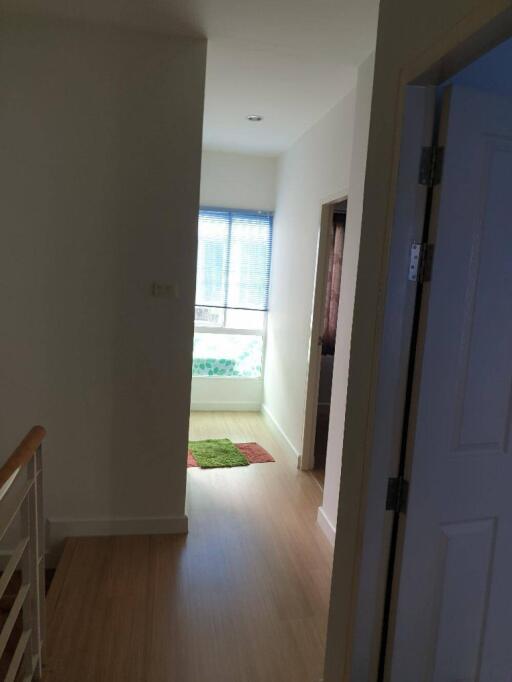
379, 36, 512, 682
302, 198, 347, 481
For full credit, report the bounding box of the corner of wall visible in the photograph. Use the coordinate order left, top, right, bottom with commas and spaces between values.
46, 514, 189, 567
261, 403, 301, 463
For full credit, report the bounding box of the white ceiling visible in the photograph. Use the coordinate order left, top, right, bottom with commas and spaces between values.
3, 0, 379, 154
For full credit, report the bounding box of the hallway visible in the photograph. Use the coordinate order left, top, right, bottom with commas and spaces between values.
45, 412, 333, 681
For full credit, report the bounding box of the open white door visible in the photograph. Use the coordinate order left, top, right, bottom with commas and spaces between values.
387, 84, 512, 681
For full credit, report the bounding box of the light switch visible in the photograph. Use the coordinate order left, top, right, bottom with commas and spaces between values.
151, 282, 177, 298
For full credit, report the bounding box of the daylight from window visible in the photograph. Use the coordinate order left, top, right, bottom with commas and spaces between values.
193, 208, 272, 378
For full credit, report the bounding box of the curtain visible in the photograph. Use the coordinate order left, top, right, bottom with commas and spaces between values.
322, 214, 345, 355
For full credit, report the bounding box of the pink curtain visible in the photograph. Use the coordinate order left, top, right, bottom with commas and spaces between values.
322, 215, 345, 354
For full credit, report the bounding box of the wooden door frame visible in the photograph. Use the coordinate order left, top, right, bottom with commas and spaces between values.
324, 4, 512, 682
301, 192, 348, 472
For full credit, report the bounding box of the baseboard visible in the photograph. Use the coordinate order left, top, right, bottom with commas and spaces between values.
0, 515, 188, 571
261, 404, 301, 462
47, 515, 188, 566
191, 401, 261, 411
317, 506, 336, 546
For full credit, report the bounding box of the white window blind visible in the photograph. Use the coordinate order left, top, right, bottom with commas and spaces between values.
195, 208, 273, 317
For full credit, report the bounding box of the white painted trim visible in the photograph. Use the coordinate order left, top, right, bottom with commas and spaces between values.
301, 192, 348, 472
0, 469, 19, 502
324, 85, 435, 682
48, 514, 188, 539
317, 506, 336, 546
194, 326, 264, 336
326, 9, 512, 675
0, 549, 14, 570
261, 403, 300, 461
191, 401, 261, 411
0, 547, 54, 570
47, 515, 188, 564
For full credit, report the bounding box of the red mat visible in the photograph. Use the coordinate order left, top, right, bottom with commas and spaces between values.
187, 442, 274, 468
187, 451, 199, 467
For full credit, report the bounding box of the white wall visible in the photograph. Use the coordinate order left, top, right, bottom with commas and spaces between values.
318, 54, 375, 539
191, 150, 277, 411
191, 376, 263, 411
0, 15, 206, 554
200, 150, 277, 211
263, 94, 356, 458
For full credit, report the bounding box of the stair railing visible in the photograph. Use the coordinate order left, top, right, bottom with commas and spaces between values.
0, 426, 46, 681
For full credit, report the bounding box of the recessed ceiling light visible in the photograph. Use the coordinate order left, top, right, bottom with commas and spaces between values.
247, 114, 263, 122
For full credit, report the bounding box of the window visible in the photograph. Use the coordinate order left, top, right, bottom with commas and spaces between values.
193, 208, 273, 378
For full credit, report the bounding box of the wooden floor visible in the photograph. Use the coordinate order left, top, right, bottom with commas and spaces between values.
44, 412, 333, 682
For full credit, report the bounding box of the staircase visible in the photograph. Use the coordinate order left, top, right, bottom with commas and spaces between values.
0, 427, 46, 681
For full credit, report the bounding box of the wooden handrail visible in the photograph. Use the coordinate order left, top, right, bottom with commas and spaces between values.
0, 426, 46, 489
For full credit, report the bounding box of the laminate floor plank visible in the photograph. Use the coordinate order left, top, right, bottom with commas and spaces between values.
45, 412, 333, 682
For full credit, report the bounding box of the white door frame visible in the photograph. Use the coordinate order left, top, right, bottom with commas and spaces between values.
323, 5, 512, 682
301, 192, 348, 471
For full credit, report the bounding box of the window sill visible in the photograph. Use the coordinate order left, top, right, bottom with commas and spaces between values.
194, 327, 264, 336
192, 375, 262, 380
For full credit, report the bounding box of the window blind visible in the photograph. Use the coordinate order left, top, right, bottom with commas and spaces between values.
195, 208, 273, 312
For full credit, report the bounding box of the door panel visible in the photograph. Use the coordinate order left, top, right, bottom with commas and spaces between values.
388, 86, 512, 681
453, 140, 512, 455
431, 519, 496, 681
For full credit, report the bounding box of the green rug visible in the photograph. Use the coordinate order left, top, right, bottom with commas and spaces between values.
188, 438, 249, 469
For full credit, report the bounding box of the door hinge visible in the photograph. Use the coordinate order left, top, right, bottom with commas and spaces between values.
408, 241, 434, 283
386, 476, 409, 514
419, 145, 444, 187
